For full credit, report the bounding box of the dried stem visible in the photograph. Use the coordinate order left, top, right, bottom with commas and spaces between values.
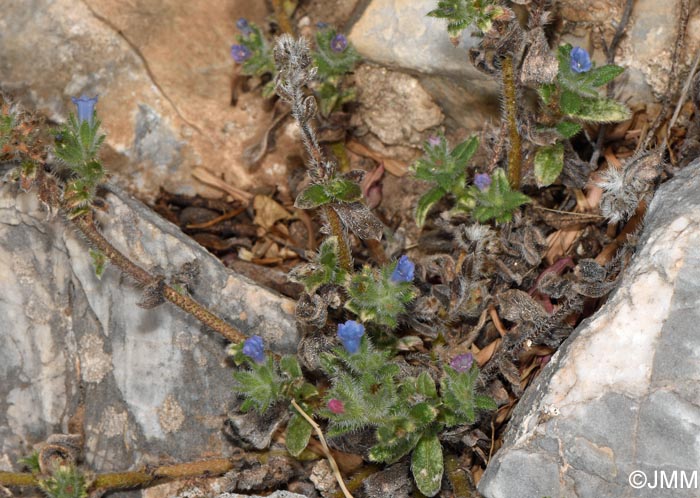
291, 399, 354, 498
325, 205, 353, 271
270, 0, 295, 36
72, 213, 246, 344
0, 472, 38, 487
502, 55, 522, 189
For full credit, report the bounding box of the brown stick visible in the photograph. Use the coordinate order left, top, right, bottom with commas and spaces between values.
502, 55, 522, 189
72, 213, 246, 344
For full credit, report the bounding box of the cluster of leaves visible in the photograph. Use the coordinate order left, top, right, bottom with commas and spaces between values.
533, 44, 629, 186
319, 338, 495, 496
20, 453, 87, 498
230, 343, 319, 457
53, 110, 106, 218
411, 134, 530, 226
428, 0, 505, 36
232, 21, 359, 116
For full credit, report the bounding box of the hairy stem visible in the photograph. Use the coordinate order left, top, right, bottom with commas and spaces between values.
291, 399, 354, 498
325, 205, 353, 272
0, 472, 38, 487
72, 213, 246, 344
502, 55, 522, 190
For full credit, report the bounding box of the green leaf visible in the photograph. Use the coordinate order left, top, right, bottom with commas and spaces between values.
586, 64, 625, 87
415, 187, 446, 227
369, 431, 421, 464
295, 183, 332, 209
416, 371, 438, 399
475, 394, 498, 410
450, 136, 479, 165
409, 402, 439, 426
538, 83, 556, 105
89, 249, 107, 280
411, 433, 444, 497
327, 178, 362, 203
280, 355, 303, 379
566, 97, 631, 123
555, 121, 583, 138
534, 144, 564, 187
286, 412, 313, 457
559, 88, 584, 116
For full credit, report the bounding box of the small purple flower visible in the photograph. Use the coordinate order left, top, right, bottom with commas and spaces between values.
391, 255, 415, 283
242, 335, 265, 363
474, 173, 492, 191
328, 398, 345, 414
71, 95, 98, 126
236, 18, 253, 36
231, 44, 252, 64
450, 353, 474, 373
337, 320, 365, 354
427, 135, 441, 147
330, 34, 348, 53
316, 21, 329, 29
570, 46, 592, 73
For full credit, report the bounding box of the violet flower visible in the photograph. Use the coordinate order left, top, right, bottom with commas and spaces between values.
236, 18, 253, 36
242, 335, 265, 363
231, 44, 252, 63
570, 47, 592, 73
330, 34, 348, 53
391, 255, 415, 283
71, 95, 98, 126
427, 135, 441, 147
337, 320, 365, 354
450, 353, 474, 373
474, 173, 492, 191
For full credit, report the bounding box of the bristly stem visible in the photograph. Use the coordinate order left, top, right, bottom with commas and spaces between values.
325, 205, 353, 272
72, 213, 246, 344
502, 55, 522, 190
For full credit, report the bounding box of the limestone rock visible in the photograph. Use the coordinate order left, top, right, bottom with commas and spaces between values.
478, 158, 700, 497
0, 0, 289, 199
0, 177, 298, 479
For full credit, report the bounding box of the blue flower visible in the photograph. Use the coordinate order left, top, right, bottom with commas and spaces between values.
242, 335, 265, 363
474, 173, 492, 191
231, 44, 252, 63
570, 47, 592, 73
391, 255, 415, 283
236, 18, 253, 36
330, 34, 348, 53
337, 320, 365, 354
450, 353, 473, 373
71, 95, 98, 126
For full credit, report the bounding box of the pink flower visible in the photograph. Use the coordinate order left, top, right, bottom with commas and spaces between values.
328, 398, 345, 414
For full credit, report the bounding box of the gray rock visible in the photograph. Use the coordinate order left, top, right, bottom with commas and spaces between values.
361, 462, 413, 498
0, 180, 298, 477
478, 158, 700, 497
215, 492, 306, 498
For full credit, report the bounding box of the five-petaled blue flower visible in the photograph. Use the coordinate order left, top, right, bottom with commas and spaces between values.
337, 320, 365, 354
231, 44, 252, 64
71, 95, 98, 126
450, 353, 474, 373
236, 18, 253, 36
474, 173, 492, 191
242, 335, 265, 363
330, 34, 348, 53
570, 47, 592, 73
391, 255, 415, 283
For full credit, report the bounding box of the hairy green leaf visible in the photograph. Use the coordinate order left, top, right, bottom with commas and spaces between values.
411, 433, 444, 497
286, 412, 313, 457
415, 187, 446, 227
450, 135, 479, 165
534, 144, 564, 187
555, 121, 583, 138
295, 184, 332, 209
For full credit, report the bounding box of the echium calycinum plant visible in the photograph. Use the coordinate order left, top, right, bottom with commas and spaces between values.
53, 95, 106, 219
231, 19, 360, 116
319, 323, 497, 497
424, 0, 629, 194
229, 34, 493, 497
411, 133, 531, 226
